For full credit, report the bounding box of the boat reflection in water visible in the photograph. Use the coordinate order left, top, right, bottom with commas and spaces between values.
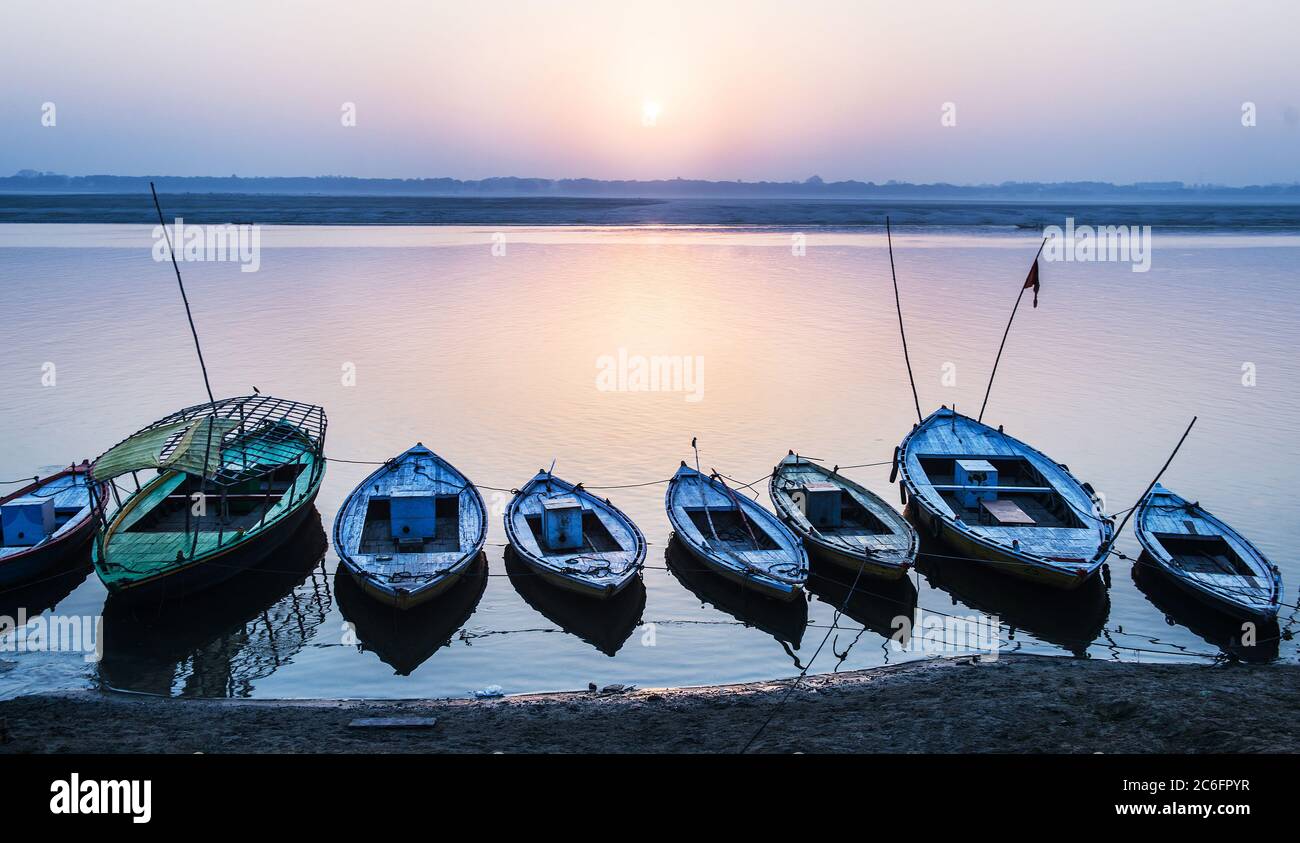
913, 532, 1110, 658
337, 553, 488, 674
664, 538, 808, 652
97, 511, 331, 697
1132, 557, 1280, 663
504, 547, 645, 656
806, 563, 918, 641
0, 549, 94, 621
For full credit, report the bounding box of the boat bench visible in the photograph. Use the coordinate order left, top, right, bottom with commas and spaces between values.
979, 498, 1036, 526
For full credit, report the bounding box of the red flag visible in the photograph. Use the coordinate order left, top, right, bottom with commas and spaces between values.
1023, 258, 1040, 308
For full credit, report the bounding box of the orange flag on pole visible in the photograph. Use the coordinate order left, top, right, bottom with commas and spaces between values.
1023, 258, 1040, 308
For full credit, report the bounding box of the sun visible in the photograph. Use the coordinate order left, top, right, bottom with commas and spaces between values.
641, 100, 662, 127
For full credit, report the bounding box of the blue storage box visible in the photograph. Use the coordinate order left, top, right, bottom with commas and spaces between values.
389, 491, 438, 543
954, 459, 998, 509
1, 497, 56, 547
801, 481, 842, 528
541, 496, 584, 550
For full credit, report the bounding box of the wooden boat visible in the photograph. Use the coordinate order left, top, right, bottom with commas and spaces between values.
0, 461, 107, 587
504, 470, 645, 599
333, 444, 487, 610
91, 395, 326, 602
505, 547, 646, 655
665, 463, 808, 601
1134, 484, 1281, 621
336, 553, 487, 674
896, 406, 1113, 589
769, 452, 917, 580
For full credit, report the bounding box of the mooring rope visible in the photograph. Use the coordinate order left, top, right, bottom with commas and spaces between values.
739, 550, 875, 753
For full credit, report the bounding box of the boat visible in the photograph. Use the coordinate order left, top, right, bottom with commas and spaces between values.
90, 395, 327, 602
333, 443, 486, 610
336, 553, 488, 674
505, 548, 645, 655
769, 452, 917, 580
665, 463, 808, 601
1134, 484, 1282, 621
503, 470, 645, 599
895, 406, 1113, 589
0, 461, 107, 587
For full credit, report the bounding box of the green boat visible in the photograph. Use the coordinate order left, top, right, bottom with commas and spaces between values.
90, 395, 326, 602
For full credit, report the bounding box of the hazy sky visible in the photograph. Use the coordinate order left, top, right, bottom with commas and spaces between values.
2, 0, 1298, 184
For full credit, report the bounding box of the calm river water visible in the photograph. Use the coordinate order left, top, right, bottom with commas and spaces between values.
1, 223, 1297, 698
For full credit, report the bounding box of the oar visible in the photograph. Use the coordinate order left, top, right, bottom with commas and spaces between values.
711, 468, 761, 549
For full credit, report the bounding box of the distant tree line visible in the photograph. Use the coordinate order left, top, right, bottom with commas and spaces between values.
4, 170, 1299, 199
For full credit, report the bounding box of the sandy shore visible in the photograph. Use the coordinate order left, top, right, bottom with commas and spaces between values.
2, 655, 1296, 753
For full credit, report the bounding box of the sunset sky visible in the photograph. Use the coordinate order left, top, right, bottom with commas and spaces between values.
2, 0, 1297, 184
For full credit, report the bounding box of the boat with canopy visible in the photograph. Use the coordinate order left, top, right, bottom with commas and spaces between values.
89, 394, 326, 601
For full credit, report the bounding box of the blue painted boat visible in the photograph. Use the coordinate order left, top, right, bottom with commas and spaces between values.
770, 452, 917, 580
0, 462, 107, 587
896, 406, 1113, 588
504, 471, 645, 599
1135, 484, 1282, 621
665, 463, 808, 601
333, 444, 487, 610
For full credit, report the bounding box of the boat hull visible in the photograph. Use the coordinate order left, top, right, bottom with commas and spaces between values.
1145, 552, 1278, 622
342, 553, 475, 610
801, 539, 911, 581
669, 528, 802, 602
508, 552, 638, 599
0, 519, 97, 588
96, 486, 322, 604
909, 503, 1095, 590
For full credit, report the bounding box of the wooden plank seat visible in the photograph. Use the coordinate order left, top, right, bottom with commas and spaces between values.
979, 498, 1036, 526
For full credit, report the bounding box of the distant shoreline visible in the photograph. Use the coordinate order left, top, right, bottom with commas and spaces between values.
4, 194, 1300, 229
5, 172, 1300, 201
3, 656, 1296, 753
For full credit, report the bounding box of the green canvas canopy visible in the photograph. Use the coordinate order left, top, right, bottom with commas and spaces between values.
91, 416, 240, 482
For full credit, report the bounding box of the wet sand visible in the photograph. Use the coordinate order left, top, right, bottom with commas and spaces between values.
2, 656, 1297, 754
